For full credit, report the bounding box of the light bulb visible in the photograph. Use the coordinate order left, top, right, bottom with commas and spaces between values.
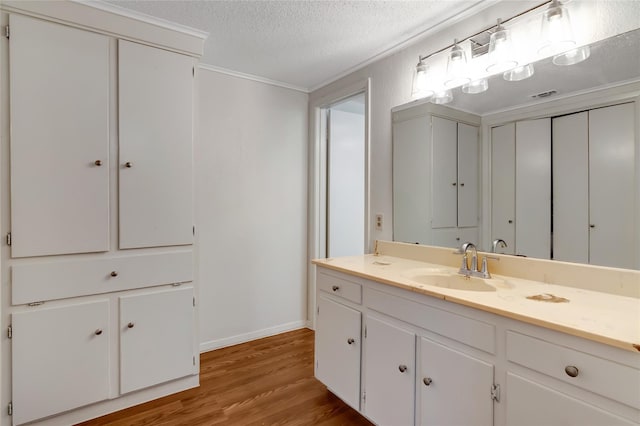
445, 39, 471, 88
539, 0, 576, 57
487, 19, 518, 73
411, 60, 434, 99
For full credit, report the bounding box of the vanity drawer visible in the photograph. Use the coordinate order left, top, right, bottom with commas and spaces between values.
506, 331, 640, 409
317, 271, 362, 304
12, 251, 193, 304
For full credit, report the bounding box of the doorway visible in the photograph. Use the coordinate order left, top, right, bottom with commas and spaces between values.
326, 93, 366, 257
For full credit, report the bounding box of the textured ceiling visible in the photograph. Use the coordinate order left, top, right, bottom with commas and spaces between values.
103, 0, 486, 91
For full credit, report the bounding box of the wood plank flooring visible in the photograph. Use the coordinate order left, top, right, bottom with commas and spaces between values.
77, 328, 373, 425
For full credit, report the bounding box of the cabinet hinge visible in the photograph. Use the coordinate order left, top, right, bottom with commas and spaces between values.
364, 326, 367, 338
363, 391, 366, 403
317, 305, 319, 316
193, 225, 195, 236
192, 66, 195, 77
6, 232, 11, 246
7, 325, 12, 339
491, 384, 500, 402
4, 25, 9, 39
193, 355, 196, 366
193, 297, 196, 307
7, 402, 12, 416
27, 301, 45, 307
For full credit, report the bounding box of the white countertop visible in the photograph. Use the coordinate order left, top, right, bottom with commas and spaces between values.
313, 253, 640, 353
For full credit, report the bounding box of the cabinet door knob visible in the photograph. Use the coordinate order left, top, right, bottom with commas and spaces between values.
398, 365, 408, 373
452, 182, 457, 186
423, 377, 432, 386
565, 365, 579, 377
94, 160, 103, 166
94, 329, 103, 336
347, 338, 355, 345
332, 285, 340, 292
125, 161, 133, 168
460, 183, 465, 187
110, 271, 118, 277
589, 224, 595, 229
508, 220, 513, 224
127, 322, 135, 329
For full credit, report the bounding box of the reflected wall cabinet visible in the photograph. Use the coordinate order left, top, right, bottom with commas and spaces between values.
2, 4, 205, 425
393, 104, 481, 249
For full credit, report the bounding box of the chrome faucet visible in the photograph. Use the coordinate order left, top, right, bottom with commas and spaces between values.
458, 242, 499, 279
492, 238, 507, 253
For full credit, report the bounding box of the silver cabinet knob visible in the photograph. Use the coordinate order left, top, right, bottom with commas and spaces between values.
94, 160, 103, 166
125, 162, 133, 168
398, 365, 408, 373
94, 329, 103, 336
565, 365, 579, 377
332, 285, 340, 292
110, 271, 118, 277
127, 322, 135, 329
347, 338, 355, 345
423, 377, 432, 386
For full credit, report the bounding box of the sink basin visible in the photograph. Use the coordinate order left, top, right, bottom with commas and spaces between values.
408, 274, 498, 292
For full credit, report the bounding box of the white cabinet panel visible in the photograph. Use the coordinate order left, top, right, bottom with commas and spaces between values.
431, 116, 458, 228
364, 315, 415, 426
553, 112, 590, 264
119, 40, 194, 249
120, 286, 195, 394
457, 123, 479, 228
419, 337, 494, 426
515, 118, 551, 259
430, 227, 478, 249
491, 124, 516, 254
393, 116, 431, 244
506, 373, 636, 426
9, 14, 110, 257
589, 103, 635, 269
315, 295, 361, 410
12, 300, 110, 425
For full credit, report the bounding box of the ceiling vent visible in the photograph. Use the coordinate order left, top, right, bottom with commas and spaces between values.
531, 90, 558, 99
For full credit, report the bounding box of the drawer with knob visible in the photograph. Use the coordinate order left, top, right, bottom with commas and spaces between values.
317, 271, 362, 304
506, 331, 640, 409
12, 250, 193, 304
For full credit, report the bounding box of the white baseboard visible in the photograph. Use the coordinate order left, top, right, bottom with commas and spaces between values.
200, 320, 309, 353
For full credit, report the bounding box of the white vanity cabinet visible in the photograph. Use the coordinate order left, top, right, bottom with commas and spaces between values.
9, 14, 111, 258
364, 314, 416, 426
315, 272, 362, 411
11, 300, 111, 425
418, 337, 494, 426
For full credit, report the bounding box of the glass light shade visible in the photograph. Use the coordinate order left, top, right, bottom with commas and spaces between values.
431, 89, 453, 105
538, 0, 576, 57
553, 45, 590, 66
486, 22, 518, 73
411, 60, 434, 99
444, 41, 471, 88
504, 63, 535, 81
462, 78, 488, 94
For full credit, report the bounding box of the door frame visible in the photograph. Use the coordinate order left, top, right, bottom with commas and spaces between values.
307, 78, 371, 329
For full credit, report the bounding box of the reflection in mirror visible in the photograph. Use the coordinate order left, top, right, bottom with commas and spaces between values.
392, 29, 640, 270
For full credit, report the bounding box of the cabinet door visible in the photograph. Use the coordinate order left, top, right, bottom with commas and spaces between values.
515, 119, 551, 259
393, 116, 431, 244
419, 337, 493, 426
9, 15, 110, 257
553, 112, 590, 264
12, 300, 110, 425
506, 373, 636, 426
457, 123, 479, 228
120, 286, 195, 394
315, 295, 361, 410
430, 227, 478, 249
431, 116, 458, 228
490, 124, 515, 254
589, 103, 636, 269
364, 315, 415, 426
119, 40, 194, 249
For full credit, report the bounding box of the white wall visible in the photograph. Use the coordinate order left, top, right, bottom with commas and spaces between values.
308, 0, 640, 252
197, 69, 309, 351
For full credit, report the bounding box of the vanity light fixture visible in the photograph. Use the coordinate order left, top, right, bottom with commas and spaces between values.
486, 19, 518, 73
462, 78, 489, 94
445, 39, 471, 88
411, 59, 434, 100
431, 89, 453, 104
553, 45, 591, 66
539, 0, 591, 65
504, 63, 535, 81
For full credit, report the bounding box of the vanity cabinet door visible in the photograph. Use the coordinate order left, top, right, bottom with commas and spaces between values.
419, 337, 494, 426
364, 314, 416, 426
315, 295, 362, 410
506, 373, 636, 426
9, 14, 110, 258
12, 300, 110, 425
119, 286, 196, 394
119, 40, 194, 249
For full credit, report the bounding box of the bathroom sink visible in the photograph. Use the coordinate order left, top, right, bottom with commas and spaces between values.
408, 274, 498, 292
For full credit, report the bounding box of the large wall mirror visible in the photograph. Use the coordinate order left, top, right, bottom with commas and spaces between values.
392, 27, 640, 270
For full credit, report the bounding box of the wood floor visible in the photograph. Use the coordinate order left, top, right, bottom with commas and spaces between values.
77, 328, 373, 425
